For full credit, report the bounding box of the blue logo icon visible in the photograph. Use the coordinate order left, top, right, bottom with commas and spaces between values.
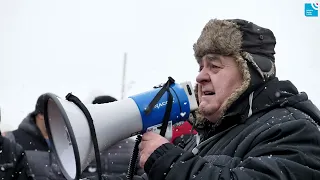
305, 3, 319, 17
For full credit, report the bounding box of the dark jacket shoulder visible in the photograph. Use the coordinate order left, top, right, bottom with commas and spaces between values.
3, 114, 65, 180
0, 135, 34, 180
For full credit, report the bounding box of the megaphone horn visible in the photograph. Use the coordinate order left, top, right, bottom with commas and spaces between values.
43, 77, 198, 180
64, 93, 104, 180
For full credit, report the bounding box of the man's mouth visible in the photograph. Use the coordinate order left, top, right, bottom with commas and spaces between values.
203, 91, 215, 95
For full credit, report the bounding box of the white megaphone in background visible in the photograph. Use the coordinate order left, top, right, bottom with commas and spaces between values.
42, 77, 198, 180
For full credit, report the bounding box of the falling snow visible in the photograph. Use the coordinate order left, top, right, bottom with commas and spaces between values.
170, 163, 175, 168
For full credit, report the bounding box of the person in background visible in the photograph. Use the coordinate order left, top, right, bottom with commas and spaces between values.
0, 132, 34, 180
3, 94, 65, 180
0, 103, 34, 180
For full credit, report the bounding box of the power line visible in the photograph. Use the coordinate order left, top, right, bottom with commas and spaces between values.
121, 52, 127, 99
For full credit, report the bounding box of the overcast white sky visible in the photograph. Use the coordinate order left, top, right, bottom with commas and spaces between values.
0, 0, 319, 130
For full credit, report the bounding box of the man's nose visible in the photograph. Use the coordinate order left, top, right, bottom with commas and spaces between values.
196, 68, 210, 84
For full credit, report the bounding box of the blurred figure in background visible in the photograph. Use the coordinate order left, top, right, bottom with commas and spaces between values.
0, 132, 34, 180
0, 102, 34, 180
3, 94, 65, 180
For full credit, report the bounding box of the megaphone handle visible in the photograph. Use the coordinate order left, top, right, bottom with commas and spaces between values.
126, 134, 142, 180
66, 93, 103, 180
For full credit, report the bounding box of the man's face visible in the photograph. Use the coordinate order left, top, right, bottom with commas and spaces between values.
35, 113, 48, 138
37, 114, 44, 121
196, 54, 244, 123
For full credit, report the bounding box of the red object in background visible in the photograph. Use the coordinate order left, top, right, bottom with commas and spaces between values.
171, 121, 197, 143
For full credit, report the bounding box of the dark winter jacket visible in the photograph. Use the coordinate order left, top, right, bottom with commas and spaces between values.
0, 133, 34, 180
143, 78, 320, 180
3, 114, 65, 180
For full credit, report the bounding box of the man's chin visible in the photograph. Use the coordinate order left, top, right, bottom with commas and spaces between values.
198, 106, 220, 123
199, 102, 215, 113
199, 107, 214, 119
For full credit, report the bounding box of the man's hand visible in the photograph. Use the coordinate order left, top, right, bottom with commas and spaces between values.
139, 132, 170, 168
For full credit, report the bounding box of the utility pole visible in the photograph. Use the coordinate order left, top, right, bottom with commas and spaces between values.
121, 53, 127, 99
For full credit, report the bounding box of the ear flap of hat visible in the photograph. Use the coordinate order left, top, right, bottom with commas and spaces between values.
242, 52, 276, 82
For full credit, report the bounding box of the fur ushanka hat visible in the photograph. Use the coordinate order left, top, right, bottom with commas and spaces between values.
192, 19, 277, 124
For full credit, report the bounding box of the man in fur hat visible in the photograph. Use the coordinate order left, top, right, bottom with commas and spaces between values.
137, 19, 320, 180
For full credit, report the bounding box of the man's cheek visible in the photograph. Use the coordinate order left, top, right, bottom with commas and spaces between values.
197, 86, 202, 102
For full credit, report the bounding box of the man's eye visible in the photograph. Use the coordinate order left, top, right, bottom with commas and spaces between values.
198, 66, 203, 72
211, 64, 219, 69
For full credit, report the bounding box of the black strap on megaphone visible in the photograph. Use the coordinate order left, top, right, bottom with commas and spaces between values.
144, 76, 175, 136
65, 93, 103, 180
127, 77, 175, 180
